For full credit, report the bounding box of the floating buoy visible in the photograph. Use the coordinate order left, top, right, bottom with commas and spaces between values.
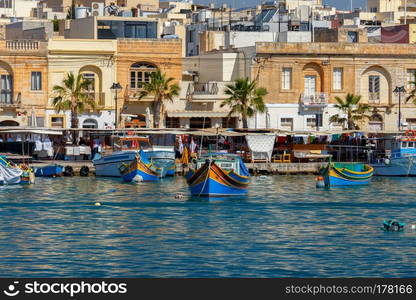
175, 193, 185, 199
411, 224, 416, 230
94, 202, 101, 206
316, 175, 325, 188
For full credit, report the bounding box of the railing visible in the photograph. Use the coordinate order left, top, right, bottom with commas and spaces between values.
0, 92, 20, 107
187, 82, 219, 97
300, 93, 328, 106
368, 92, 380, 104
86, 92, 105, 108
124, 85, 154, 101
6, 40, 39, 50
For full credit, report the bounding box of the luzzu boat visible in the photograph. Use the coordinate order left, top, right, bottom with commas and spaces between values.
0, 156, 35, 185
119, 150, 164, 182
146, 147, 176, 177
185, 153, 250, 197
318, 162, 373, 187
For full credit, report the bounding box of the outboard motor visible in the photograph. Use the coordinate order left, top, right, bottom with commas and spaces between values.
80, 166, 89, 177
63, 166, 74, 177
383, 220, 405, 232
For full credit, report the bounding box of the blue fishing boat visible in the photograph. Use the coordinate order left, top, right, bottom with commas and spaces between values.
370, 130, 416, 176
0, 156, 35, 185
318, 162, 373, 188
119, 150, 162, 182
34, 165, 64, 177
146, 149, 176, 176
186, 153, 250, 197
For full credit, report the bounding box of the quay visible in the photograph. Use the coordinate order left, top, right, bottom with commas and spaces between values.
26, 161, 326, 176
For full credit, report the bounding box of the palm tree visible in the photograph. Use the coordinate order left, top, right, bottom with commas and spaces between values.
329, 93, 370, 130
139, 70, 180, 128
220, 78, 268, 128
51, 72, 96, 144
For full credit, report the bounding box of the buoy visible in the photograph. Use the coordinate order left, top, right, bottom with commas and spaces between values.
174, 193, 185, 199
94, 202, 101, 206
411, 224, 416, 230
316, 175, 325, 188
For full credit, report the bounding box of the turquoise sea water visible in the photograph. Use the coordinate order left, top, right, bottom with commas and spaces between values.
0, 175, 415, 277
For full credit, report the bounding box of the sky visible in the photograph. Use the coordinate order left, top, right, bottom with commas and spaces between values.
193, 0, 368, 11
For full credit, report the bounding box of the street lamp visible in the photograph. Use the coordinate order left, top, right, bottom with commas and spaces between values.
393, 86, 406, 132
110, 82, 122, 128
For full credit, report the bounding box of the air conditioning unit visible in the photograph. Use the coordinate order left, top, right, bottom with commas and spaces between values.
91, 2, 104, 17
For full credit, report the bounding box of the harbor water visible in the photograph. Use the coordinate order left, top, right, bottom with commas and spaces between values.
0, 175, 415, 277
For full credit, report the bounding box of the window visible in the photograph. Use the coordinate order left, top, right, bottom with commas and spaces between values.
306, 117, 316, 127
0, 74, 12, 104
280, 118, 293, 130
406, 118, 416, 129
166, 117, 180, 128
370, 7, 377, 12
82, 73, 95, 92
222, 117, 237, 128
333, 68, 343, 90
369, 75, 380, 101
31, 72, 42, 91
82, 119, 98, 129
281, 68, 292, 90
0, 0, 12, 8
51, 117, 64, 128
407, 69, 416, 90
347, 31, 358, 43
130, 63, 157, 90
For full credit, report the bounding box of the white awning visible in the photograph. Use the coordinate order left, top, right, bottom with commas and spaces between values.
166, 111, 230, 118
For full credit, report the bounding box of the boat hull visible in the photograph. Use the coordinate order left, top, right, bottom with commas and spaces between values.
322, 163, 373, 187
120, 159, 160, 182
186, 162, 249, 196
93, 151, 137, 177
372, 156, 416, 176
34, 165, 64, 177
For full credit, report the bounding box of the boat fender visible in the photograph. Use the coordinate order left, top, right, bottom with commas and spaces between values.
133, 175, 143, 183
80, 166, 89, 177
384, 158, 391, 165
29, 172, 35, 184
63, 166, 74, 177
316, 175, 325, 188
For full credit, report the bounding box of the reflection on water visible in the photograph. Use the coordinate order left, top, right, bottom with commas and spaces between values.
0, 175, 416, 277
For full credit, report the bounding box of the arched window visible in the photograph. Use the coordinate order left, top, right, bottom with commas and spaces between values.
0, 61, 13, 104
130, 63, 157, 90
0, 120, 19, 127
82, 118, 98, 129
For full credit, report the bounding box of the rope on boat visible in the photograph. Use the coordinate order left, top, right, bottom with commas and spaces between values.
198, 159, 212, 197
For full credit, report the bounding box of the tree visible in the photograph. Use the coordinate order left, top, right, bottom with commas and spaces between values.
220, 78, 268, 128
139, 70, 180, 128
406, 71, 416, 104
51, 72, 96, 144
329, 93, 370, 130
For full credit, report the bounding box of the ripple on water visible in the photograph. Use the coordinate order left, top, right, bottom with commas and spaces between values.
0, 175, 416, 277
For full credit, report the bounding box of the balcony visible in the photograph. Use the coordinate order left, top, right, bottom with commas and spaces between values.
186, 82, 227, 102
300, 93, 328, 109
124, 85, 155, 102
0, 92, 21, 109
86, 92, 105, 109
368, 92, 380, 104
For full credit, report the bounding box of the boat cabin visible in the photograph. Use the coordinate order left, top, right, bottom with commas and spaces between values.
115, 136, 152, 151
196, 153, 244, 174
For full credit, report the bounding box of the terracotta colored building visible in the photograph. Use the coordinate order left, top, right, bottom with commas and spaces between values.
117, 39, 182, 128
0, 40, 48, 127
251, 42, 416, 132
